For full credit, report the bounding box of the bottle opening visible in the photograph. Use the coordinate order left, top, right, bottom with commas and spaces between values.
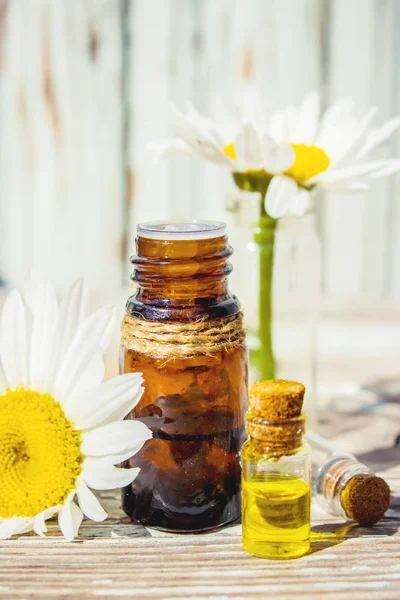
137, 220, 226, 241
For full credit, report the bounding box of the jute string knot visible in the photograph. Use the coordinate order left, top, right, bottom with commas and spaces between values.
121, 312, 245, 359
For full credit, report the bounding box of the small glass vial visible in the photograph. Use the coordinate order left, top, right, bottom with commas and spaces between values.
242, 380, 311, 559
120, 220, 248, 532
308, 431, 391, 525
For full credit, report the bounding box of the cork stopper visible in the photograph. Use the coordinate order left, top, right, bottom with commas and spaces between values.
247, 379, 306, 456
249, 379, 305, 420
341, 474, 391, 526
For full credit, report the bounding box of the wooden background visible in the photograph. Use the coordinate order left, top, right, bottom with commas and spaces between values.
1, 0, 400, 300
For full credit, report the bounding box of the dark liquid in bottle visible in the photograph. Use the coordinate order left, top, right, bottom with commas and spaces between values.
123, 427, 246, 531
121, 343, 247, 531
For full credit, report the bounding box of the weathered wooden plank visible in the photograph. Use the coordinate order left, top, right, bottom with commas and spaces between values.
322, 0, 395, 299
0, 0, 125, 293
362, 0, 397, 297
0, 511, 399, 599
167, 0, 200, 221
390, 0, 400, 295
126, 0, 173, 268
0, 0, 35, 288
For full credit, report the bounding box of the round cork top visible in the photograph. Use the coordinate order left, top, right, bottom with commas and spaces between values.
341, 474, 391, 526
249, 379, 305, 421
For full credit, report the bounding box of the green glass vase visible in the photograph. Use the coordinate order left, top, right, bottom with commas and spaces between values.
227, 188, 320, 414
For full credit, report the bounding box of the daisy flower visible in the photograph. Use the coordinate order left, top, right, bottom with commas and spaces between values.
149, 96, 297, 198
0, 275, 151, 541
150, 89, 400, 219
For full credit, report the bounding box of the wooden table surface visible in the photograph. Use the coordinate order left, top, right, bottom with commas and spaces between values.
0, 490, 399, 600
1, 401, 400, 600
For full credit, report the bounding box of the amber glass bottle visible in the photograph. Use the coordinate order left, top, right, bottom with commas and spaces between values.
120, 221, 248, 532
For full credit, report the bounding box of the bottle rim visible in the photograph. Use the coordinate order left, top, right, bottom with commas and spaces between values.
137, 220, 226, 241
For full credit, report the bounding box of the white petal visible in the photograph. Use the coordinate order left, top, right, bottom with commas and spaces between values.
358, 117, 400, 158
16, 518, 36, 535
62, 349, 105, 407
147, 138, 192, 157
307, 160, 390, 184
234, 122, 263, 168
316, 96, 356, 148
33, 506, 61, 537
169, 103, 202, 145
0, 517, 32, 539
292, 90, 320, 145
58, 497, 84, 542
261, 135, 295, 173
169, 104, 232, 166
49, 279, 89, 384
82, 458, 140, 490
194, 139, 236, 168
81, 420, 152, 463
0, 290, 30, 389
52, 307, 115, 401
240, 86, 266, 131
265, 175, 298, 218
167, 103, 236, 169
24, 270, 46, 316
284, 105, 299, 141
319, 180, 369, 193
184, 102, 228, 149
268, 109, 287, 141
332, 107, 378, 166
29, 281, 59, 392
65, 372, 143, 430
367, 158, 400, 178
76, 480, 107, 522
288, 189, 311, 216
0, 359, 7, 394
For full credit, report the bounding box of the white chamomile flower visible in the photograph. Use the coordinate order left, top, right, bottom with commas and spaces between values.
264, 90, 400, 218
150, 88, 400, 219
148, 92, 296, 182
0, 275, 152, 542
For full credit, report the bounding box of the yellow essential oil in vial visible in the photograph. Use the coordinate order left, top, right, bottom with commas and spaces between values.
242, 472, 311, 559
241, 380, 312, 560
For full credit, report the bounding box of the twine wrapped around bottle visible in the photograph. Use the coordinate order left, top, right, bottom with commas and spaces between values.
121, 311, 246, 359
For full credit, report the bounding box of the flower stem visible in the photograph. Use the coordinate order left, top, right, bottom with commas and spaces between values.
251, 214, 277, 380
232, 171, 277, 380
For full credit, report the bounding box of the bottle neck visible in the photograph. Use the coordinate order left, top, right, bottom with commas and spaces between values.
318, 457, 372, 519
131, 235, 232, 305
246, 414, 306, 458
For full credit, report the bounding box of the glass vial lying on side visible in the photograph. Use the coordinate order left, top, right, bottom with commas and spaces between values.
242, 380, 311, 559
307, 430, 391, 525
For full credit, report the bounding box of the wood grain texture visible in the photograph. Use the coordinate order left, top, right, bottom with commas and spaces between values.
0, 492, 399, 599
0, 0, 125, 293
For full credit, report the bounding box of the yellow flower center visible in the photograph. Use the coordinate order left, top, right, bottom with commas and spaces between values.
284, 143, 330, 185
224, 142, 236, 160
223, 142, 330, 186
0, 389, 83, 518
